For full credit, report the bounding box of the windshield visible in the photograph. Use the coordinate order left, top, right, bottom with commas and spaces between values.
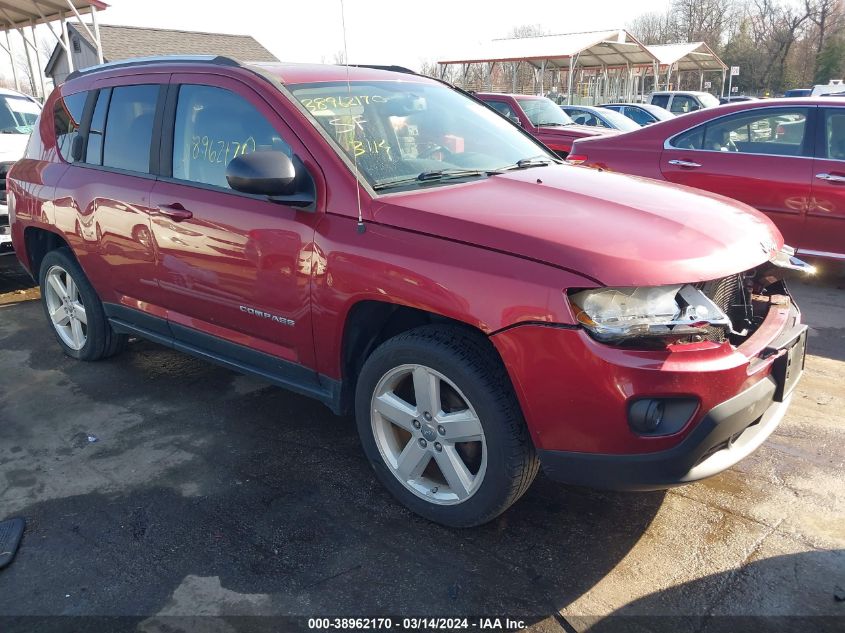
595, 108, 640, 131
698, 93, 720, 108
290, 81, 554, 190
515, 96, 573, 126
0, 95, 40, 134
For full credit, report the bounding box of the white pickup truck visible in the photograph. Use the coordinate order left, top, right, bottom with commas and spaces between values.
0, 88, 41, 255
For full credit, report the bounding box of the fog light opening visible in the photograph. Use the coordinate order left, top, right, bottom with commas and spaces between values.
628, 398, 699, 436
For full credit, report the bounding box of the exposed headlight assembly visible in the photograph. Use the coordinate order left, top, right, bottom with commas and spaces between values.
569, 285, 731, 344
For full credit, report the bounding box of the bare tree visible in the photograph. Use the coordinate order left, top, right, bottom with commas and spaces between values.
628, 11, 674, 43
499, 25, 547, 94
806, 0, 842, 53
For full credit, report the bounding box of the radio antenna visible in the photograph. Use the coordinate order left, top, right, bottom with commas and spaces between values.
340, 0, 365, 234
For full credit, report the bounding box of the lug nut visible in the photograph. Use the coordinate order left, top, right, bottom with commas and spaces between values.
424, 412, 433, 421
412, 419, 421, 429
418, 438, 427, 448
437, 425, 445, 436
434, 442, 442, 452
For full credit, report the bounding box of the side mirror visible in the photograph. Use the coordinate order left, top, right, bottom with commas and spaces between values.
226, 150, 297, 197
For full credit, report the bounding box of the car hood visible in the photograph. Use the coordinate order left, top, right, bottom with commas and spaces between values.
0, 134, 29, 163
372, 165, 781, 287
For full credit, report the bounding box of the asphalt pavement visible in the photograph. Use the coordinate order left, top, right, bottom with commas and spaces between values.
0, 255, 842, 632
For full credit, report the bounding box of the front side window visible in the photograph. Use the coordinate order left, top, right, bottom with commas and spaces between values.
172, 85, 291, 189
566, 108, 600, 127
486, 100, 520, 123
515, 97, 573, 127
53, 91, 85, 162
626, 107, 654, 126
670, 108, 810, 157
596, 108, 640, 131
290, 81, 551, 190
822, 109, 845, 160
101, 85, 159, 173
671, 95, 699, 114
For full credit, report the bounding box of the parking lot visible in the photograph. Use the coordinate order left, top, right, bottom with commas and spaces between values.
0, 255, 842, 631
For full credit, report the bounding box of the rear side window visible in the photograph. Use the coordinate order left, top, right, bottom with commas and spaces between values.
651, 94, 669, 109
86, 88, 110, 165
53, 91, 87, 162
822, 109, 845, 160
670, 108, 810, 156
171, 84, 290, 189
101, 85, 159, 173
671, 125, 705, 150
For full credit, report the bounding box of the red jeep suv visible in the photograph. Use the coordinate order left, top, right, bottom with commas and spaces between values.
475, 93, 619, 157
9, 57, 809, 527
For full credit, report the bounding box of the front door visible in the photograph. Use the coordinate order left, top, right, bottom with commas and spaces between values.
149, 74, 322, 369
806, 106, 845, 260
661, 106, 815, 249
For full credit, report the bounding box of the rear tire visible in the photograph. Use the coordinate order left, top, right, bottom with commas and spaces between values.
39, 248, 126, 361
355, 325, 539, 527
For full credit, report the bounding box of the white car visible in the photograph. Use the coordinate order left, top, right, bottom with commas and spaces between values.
0, 88, 41, 255
811, 79, 845, 96
648, 91, 720, 115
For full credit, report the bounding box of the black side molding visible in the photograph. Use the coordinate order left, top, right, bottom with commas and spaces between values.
104, 303, 344, 414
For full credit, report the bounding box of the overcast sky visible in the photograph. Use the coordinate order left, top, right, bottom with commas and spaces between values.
1, 0, 675, 88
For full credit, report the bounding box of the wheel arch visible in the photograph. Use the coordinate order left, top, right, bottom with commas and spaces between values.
337, 300, 504, 415
23, 226, 73, 277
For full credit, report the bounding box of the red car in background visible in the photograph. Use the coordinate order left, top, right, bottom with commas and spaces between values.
476, 93, 618, 157
568, 98, 845, 266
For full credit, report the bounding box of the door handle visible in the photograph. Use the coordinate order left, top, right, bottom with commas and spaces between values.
815, 172, 845, 183
157, 203, 193, 222
667, 159, 702, 168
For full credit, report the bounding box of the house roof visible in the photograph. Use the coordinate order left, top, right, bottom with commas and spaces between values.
46, 23, 277, 75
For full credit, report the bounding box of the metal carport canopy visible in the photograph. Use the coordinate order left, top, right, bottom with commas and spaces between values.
437, 29, 658, 70
646, 42, 727, 72
0, 0, 107, 29
0, 0, 108, 100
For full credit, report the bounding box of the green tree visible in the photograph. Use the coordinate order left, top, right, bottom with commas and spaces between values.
815, 35, 845, 82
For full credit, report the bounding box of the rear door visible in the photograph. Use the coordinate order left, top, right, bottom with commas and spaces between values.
148, 72, 323, 370
660, 106, 815, 248
53, 76, 167, 314
807, 106, 845, 259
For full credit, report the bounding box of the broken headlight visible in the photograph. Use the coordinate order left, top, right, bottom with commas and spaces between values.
568, 285, 731, 344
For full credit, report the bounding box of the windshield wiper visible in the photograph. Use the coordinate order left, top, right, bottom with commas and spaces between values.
536, 121, 568, 127
373, 169, 497, 191
493, 157, 554, 172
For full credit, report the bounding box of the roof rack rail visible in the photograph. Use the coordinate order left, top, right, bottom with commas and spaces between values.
348, 64, 418, 75
66, 55, 240, 81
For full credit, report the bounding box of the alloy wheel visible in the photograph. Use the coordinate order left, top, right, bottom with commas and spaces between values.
370, 364, 487, 505
43, 265, 88, 351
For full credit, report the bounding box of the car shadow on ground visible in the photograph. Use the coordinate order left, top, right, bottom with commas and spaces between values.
0, 311, 666, 625
574, 549, 845, 633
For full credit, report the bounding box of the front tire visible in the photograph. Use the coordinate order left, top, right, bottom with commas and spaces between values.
39, 248, 126, 361
355, 325, 539, 527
